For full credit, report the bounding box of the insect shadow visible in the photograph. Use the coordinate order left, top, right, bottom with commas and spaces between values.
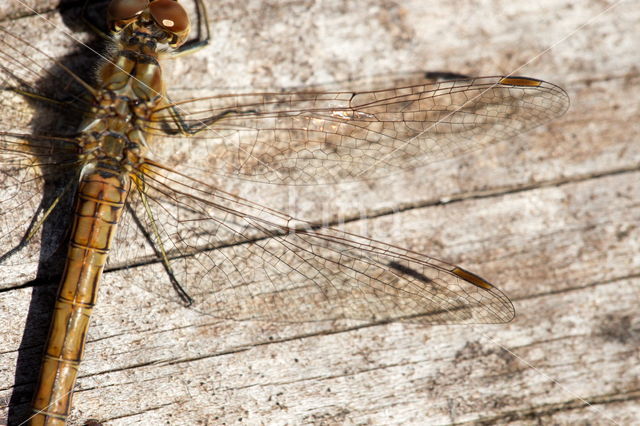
6, 1, 109, 424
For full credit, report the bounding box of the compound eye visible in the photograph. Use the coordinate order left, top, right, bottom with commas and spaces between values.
149, 0, 190, 35
108, 0, 149, 22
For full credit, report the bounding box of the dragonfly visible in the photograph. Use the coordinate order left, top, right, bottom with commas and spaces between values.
0, 0, 569, 424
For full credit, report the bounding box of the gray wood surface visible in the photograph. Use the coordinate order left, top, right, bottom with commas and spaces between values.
1, 0, 639, 425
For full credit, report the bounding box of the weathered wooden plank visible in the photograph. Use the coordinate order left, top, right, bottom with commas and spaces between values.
1, 0, 638, 425
4, 171, 638, 424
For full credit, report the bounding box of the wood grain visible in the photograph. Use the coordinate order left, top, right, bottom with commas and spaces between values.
1, 0, 638, 425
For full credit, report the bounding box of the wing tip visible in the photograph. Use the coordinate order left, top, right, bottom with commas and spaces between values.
451, 266, 516, 323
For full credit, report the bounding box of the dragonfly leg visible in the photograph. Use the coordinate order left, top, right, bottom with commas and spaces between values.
130, 180, 194, 305
0, 179, 76, 263
162, 102, 257, 136
172, 0, 211, 57
25, 180, 77, 242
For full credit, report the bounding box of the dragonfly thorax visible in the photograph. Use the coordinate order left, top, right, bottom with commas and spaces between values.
78, 128, 146, 170
79, 92, 150, 169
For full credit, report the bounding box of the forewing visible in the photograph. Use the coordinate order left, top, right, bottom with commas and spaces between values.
148, 76, 569, 185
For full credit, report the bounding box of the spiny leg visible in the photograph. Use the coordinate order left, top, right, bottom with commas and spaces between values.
131, 176, 194, 305
161, 104, 257, 136
172, 0, 212, 56
163, 0, 227, 135
0, 178, 77, 264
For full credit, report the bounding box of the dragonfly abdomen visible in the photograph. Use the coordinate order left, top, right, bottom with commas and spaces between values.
30, 169, 131, 425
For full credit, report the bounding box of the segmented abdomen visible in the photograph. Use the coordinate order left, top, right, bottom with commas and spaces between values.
30, 168, 130, 426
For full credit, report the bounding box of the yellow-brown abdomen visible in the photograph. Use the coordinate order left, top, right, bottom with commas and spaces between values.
30, 168, 130, 425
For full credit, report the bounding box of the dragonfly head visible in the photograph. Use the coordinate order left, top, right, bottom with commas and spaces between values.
107, 0, 190, 48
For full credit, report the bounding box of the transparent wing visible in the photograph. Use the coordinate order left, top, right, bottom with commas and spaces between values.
115, 161, 514, 324
0, 127, 80, 285
147, 76, 569, 184
0, 25, 86, 273
0, 22, 541, 323
0, 87, 515, 323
